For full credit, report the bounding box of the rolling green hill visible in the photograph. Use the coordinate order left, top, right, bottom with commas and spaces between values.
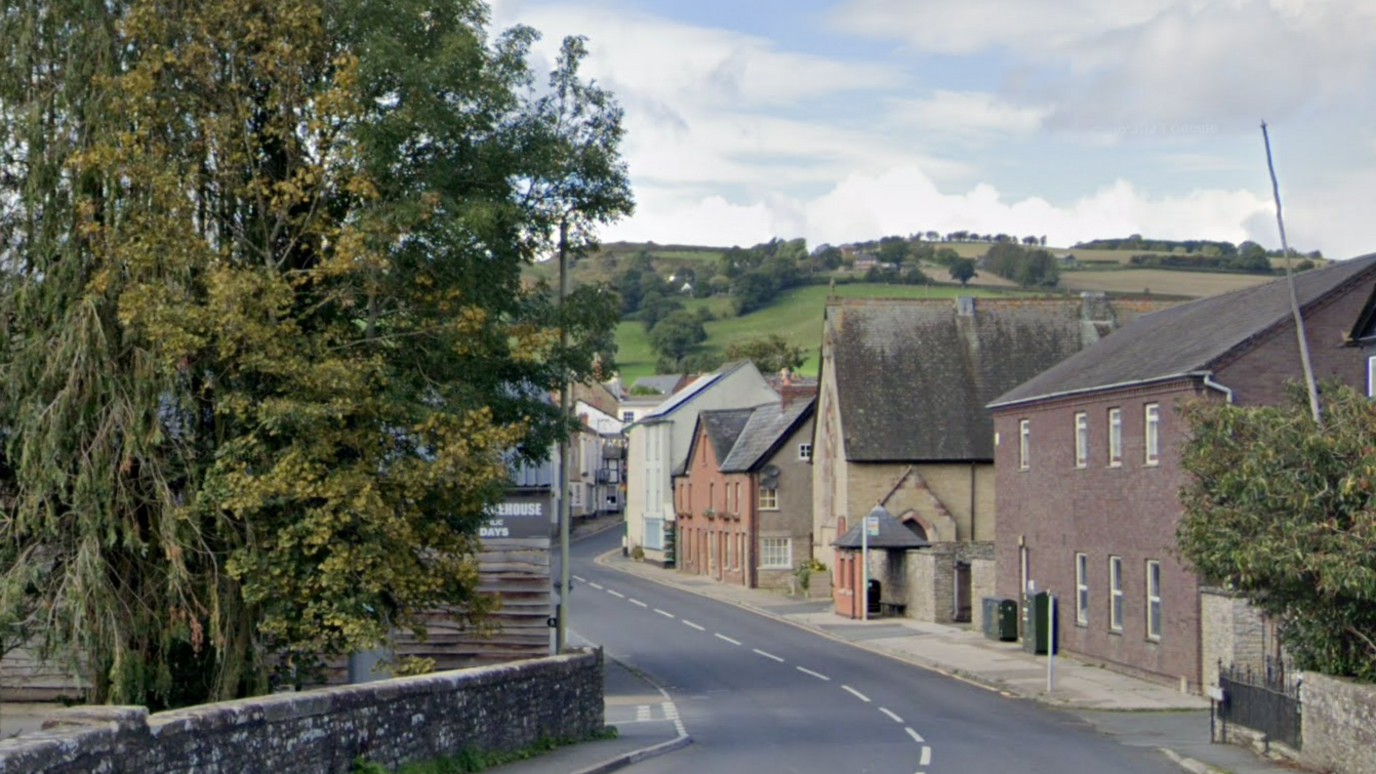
614, 283, 1030, 382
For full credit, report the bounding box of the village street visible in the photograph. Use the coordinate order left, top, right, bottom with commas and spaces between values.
554, 528, 1187, 774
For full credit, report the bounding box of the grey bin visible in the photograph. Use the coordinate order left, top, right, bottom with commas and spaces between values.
981, 598, 1019, 641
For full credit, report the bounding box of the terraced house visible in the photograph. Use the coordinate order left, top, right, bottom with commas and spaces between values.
989, 254, 1376, 692
674, 381, 816, 589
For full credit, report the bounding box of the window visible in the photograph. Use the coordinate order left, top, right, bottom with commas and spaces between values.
760, 537, 792, 569
1075, 553, 1089, 625
1109, 556, 1124, 632
1018, 419, 1030, 470
759, 487, 778, 510
1108, 408, 1123, 467
644, 517, 664, 550
735, 482, 741, 513
1369, 356, 1376, 398
1074, 412, 1088, 468
1144, 404, 1160, 465
1146, 560, 1162, 640
798, 443, 813, 461
709, 483, 715, 513
622, 410, 635, 423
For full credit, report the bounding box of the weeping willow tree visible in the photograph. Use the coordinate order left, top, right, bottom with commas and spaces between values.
0, 0, 630, 706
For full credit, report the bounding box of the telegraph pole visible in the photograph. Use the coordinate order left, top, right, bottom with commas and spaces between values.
556, 220, 572, 653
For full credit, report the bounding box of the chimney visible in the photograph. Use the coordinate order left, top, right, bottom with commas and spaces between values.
780, 381, 817, 408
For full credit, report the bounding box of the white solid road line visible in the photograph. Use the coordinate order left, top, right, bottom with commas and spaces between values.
906, 727, 925, 743
796, 666, 830, 681
607, 590, 625, 598
655, 608, 675, 618
629, 598, 649, 608
715, 633, 743, 646
920, 746, 932, 766
683, 620, 706, 631
842, 685, 871, 702
753, 648, 785, 663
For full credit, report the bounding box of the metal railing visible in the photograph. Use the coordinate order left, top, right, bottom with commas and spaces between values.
1215, 659, 1301, 751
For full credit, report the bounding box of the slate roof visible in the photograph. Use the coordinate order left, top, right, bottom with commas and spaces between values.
697, 408, 759, 468
637, 365, 733, 426
632, 374, 685, 396
720, 398, 816, 473
833, 505, 930, 549
991, 253, 1376, 408
828, 297, 1135, 462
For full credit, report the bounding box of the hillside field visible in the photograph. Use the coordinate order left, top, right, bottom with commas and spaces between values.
1059, 269, 1272, 297
614, 283, 1028, 383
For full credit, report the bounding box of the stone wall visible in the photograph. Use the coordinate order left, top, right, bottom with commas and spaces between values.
1199, 588, 1268, 689
0, 651, 603, 774
1301, 673, 1376, 774
900, 542, 994, 624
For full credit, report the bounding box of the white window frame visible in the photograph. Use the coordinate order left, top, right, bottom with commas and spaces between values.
1074, 412, 1088, 468
1146, 559, 1162, 641
1144, 403, 1160, 466
1075, 552, 1089, 625
1018, 419, 1030, 470
759, 486, 779, 510
1368, 356, 1376, 398
760, 537, 792, 569
798, 442, 813, 461
1109, 556, 1124, 632
1108, 408, 1123, 467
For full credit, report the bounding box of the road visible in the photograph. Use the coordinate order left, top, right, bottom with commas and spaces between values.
565, 529, 1181, 774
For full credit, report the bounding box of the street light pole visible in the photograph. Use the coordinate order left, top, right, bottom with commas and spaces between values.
556, 220, 572, 653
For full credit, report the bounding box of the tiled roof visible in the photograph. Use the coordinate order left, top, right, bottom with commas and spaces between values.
991, 254, 1376, 408
719, 398, 816, 473
829, 297, 1139, 462
833, 505, 929, 549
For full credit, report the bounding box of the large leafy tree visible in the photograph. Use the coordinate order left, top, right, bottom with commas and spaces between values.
1178, 383, 1376, 682
0, 0, 630, 706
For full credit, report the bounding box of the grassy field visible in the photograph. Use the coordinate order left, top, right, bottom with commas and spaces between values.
1059, 269, 1272, 297
614, 283, 1027, 383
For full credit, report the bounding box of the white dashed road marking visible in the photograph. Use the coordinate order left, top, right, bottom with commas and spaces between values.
629, 598, 649, 608
655, 608, 675, 618
842, 685, 871, 702
607, 590, 625, 598
880, 707, 904, 724
920, 746, 932, 766
796, 667, 830, 681
753, 648, 784, 663
589, 582, 604, 590
683, 620, 706, 631
715, 633, 742, 646
573, 575, 586, 583
906, 727, 925, 744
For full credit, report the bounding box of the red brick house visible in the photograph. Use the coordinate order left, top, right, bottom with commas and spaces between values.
989, 254, 1376, 692
675, 393, 816, 589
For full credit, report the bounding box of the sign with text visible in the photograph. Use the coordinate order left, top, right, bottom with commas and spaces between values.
482, 494, 553, 540
866, 516, 879, 537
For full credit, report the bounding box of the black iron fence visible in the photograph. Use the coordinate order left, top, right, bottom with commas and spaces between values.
1215, 659, 1302, 750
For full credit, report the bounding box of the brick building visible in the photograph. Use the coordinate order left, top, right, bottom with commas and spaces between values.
675, 390, 815, 589
989, 254, 1376, 691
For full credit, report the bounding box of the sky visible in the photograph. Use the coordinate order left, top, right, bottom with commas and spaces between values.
491, 0, 1376, 259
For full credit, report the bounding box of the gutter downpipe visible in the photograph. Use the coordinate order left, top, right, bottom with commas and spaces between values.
1199, 373, 1234, 404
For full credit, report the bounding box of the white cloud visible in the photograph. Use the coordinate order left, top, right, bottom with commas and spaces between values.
885, 91, 1049, 137
834, 0, 1376, 130
609, 165, 1274, 252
